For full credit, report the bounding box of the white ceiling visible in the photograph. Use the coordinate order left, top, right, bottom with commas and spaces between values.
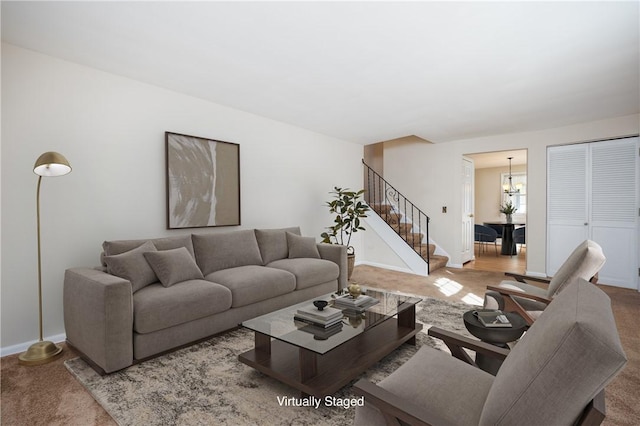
2, 1, 638, 145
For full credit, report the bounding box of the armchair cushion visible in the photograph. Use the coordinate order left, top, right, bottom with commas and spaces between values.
483, 240, 606, 322
547, 240, 605, 296
355, 346, 494, 426
484, 281, 548, 312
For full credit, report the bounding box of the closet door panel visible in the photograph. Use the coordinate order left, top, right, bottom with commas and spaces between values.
547, 144, 589, 277
547, 137, 638, 289
592, 225, 636, 288
590, 138, 638, 289
548, 224, 589, 275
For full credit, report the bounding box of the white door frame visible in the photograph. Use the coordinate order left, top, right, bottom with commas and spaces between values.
462, 157, 474, 263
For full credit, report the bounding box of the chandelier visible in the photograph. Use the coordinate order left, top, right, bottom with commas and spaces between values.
503, 157, 522, 196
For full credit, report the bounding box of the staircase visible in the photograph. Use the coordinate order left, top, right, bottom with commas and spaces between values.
369, 203, 449, 273
363, 160, 449, 274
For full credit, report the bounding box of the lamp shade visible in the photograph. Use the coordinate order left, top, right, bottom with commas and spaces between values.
33, 152, 72, 177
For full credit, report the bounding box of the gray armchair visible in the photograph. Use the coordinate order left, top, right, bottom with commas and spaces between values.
483, 239, 605, 324
353, 279, 627, 426
474, 224, 498, 256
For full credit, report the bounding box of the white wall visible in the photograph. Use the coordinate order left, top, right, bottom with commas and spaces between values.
1, 44, 363, 351
475, 164, 526, 224
379, 114, 639, 273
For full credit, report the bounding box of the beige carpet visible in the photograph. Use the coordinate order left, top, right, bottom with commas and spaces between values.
63, 296, 471, 426
2, 265, 639, 425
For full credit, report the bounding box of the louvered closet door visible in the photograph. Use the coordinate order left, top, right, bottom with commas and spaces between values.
547, 137, 639, 289
547, 144, 589, 276
590, 138, 638, 288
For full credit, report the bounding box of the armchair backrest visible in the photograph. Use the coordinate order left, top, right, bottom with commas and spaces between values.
479, 279, 627, 426
512, 226, 525, 243
475, 224, 498, 242
547, 240, 605, 297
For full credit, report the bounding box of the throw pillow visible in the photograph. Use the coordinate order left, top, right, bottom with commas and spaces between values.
255, 227, 301, 264
102, 235, 195, 265
286, 232, 320, 259
143, 247, 204, 287
104, 241, 158, 292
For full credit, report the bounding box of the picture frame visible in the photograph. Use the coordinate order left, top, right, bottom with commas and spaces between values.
166, 131, 240, 229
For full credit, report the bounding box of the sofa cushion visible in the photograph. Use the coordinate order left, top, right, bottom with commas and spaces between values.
104, 241, 158, 293
192, 230, 263, 275
205, 265, 296, 308
255, 227, 301, 264
103, 235, 195, 259
286, 232, 320, 259
267, 258, 338, 290
133, 280, 232, 334
143, 247, 204, 287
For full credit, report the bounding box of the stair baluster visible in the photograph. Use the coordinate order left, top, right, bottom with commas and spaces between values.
363, 160, 448, 274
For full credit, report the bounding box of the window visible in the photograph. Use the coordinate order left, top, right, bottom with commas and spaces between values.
501, 172, 526, 214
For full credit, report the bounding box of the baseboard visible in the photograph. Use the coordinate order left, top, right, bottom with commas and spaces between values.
1, 333, 67, 357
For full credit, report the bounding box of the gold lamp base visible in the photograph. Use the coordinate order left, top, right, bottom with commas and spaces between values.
18, 341, 63, 366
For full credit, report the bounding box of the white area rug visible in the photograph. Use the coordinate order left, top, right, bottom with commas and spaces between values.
65, 297, 474, 425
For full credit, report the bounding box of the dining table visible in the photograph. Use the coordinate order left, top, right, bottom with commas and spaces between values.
483, 222, 525, 255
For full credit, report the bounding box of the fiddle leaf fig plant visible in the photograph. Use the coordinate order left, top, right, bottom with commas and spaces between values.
320, 187, 370, 252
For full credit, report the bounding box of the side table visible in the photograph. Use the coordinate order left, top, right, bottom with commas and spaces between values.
463, 309, 527, 375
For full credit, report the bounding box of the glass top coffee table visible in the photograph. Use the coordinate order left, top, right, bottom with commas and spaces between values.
238, 288, 422, 397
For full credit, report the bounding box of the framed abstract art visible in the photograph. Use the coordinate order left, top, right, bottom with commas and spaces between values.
166, 132, 240, 229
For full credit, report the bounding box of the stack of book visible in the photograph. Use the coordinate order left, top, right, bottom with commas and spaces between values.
473, 310, 513, 328
294, 304, 343, 329
333, 294, 379, 315
299, 323, 343, 340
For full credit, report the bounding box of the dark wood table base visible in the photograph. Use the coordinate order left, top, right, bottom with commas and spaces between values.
238, 307, 422, 397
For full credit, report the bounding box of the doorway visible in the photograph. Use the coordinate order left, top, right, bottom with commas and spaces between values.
463, 150, 528, 274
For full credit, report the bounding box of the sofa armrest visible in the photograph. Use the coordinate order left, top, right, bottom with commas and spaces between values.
64, 268, 134, 373
317, 243, 348, 291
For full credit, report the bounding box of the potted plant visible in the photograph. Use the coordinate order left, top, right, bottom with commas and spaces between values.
500, 200, 517, 223
321, 187, 370, 280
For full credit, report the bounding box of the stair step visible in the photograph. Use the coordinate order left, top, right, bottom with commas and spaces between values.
412, 243, 437, 256
380, 212, 402, 224
412, 244, 430, 257
403, 233, 425, 245
371, 203, 394, 214
428, 255, 449, 273
391, 222, 413, 233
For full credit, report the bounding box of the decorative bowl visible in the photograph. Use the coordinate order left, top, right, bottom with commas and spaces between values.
313, 300, 329, 311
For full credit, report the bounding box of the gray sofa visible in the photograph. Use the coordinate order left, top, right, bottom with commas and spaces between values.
64, 227, 347, 373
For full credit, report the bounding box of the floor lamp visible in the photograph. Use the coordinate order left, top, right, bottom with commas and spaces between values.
19, 152, 72, 366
